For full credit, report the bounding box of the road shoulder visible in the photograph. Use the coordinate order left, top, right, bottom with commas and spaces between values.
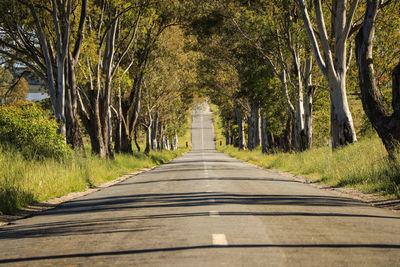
238, 158, 400, 213
0, 167, 156, 227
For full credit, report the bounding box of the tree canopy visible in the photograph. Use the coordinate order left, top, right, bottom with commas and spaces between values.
0, 0, 398, 157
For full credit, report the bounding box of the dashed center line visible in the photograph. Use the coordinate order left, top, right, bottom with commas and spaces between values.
209, 211, 219, 217
212, 234, 228, 246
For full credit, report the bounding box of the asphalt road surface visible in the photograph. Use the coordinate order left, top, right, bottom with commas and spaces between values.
0, 102, 399, 266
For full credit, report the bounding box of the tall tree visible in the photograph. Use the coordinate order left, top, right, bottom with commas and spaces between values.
78, 0, 145, 157
297, 0, 359, 150
140, 26, 197, 153
0, 0, 87, 149
230, 1, 316, 151
117, 0, 181, 153
355, 0, 400, 158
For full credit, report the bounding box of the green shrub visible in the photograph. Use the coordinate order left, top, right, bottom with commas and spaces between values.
0, 103, 69, 159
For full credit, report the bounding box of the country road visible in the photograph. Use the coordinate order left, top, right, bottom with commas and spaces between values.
0, 103, 399, 266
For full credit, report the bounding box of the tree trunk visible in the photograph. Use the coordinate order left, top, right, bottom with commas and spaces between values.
65, 54, 84, 151
83, 90, 106, 157
120, 76, 142, 153
134, 124, 140, 152
248, 101, 259, 150
63, 0, 86, 151
279, 69, 297, 152
114, 85, 122, 153
120, 128, 133, 153
145, 125, 151, 154
256, 108, 261, 147
269, 132, 276, 150
303, 56, 314, 150
283, 115, 295, 152
65, 101, 84, 150
172, 133, 178, 151
160, 125, 170, 151
225, 127, 231, 146
151, 112, 159, 151
329, 78, 357, 149
235, 105, 246, 150
79, 85, 114, 159
304, 85, 315, 150
56, 57, 66, 137
355, 0, 400, 158
80, 12, 116, 158
261, 115, 269, 154
165, 137, 170, 151
295, 63, 306, 151
119, 100, 133, 153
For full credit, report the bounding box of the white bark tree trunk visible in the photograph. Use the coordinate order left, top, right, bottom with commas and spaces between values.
329, 77, 357, 147
145, 125, 152, 154
304, 56, 314, 149
256, 108, 261, 147
294, 51, 306, 151
172, 133, 179, 151
151, 112, 159, 151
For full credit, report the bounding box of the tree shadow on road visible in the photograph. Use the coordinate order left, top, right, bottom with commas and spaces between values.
2, 207, 399, 242
1, 243, 400, 264
32, 192, 374, 217
121, 176, 300, 185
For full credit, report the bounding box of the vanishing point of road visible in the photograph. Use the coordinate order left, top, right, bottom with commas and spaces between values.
0, 103, 399, 266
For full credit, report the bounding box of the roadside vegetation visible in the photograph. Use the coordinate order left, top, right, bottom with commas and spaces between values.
0, 114, 191, 215
0, 146, 189, 215
0, 1, 399, 212
212, 105, 400, 198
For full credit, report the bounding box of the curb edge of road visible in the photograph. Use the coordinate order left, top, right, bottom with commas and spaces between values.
237, 158, 400, 213
0, 166, 159, 227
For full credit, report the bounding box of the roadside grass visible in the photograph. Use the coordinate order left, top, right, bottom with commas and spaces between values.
0, 119, 191, 215
210, 105, 400, 199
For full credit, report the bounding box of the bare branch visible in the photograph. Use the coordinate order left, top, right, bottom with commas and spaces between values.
296, 0, 327, 76
314, 0, 335, 77
342, 0, 360, 43
72, 0, 88, 61
111, 8, 142, 78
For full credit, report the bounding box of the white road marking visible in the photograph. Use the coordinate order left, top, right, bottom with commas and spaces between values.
209, 211, 219, 217
212, 234, 228, 246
